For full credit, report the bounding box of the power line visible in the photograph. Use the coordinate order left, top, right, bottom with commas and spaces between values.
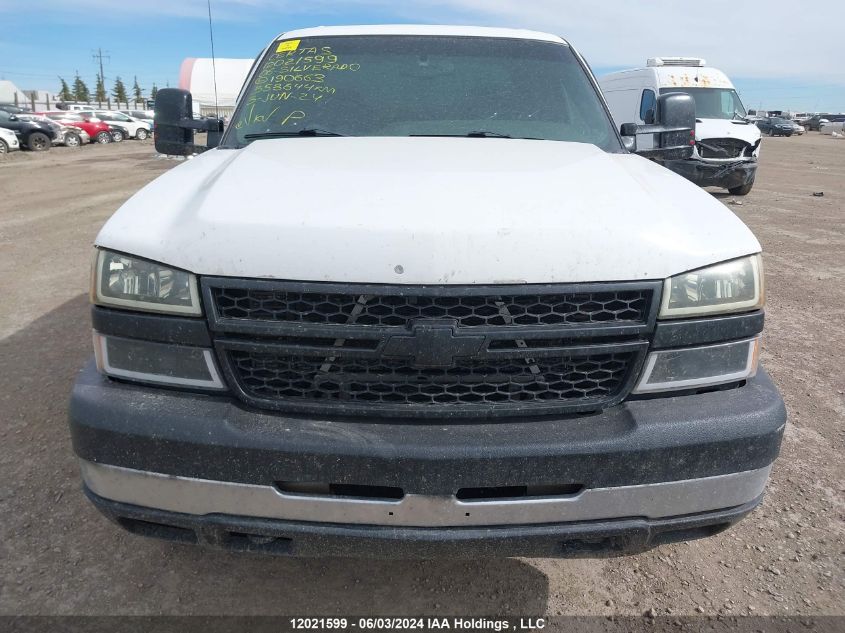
207, 0, 220, 118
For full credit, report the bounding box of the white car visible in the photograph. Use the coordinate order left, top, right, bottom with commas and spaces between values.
0, 126, 20, 153
83, 110, 151, 139
790, 120, 805, 135
120, 109, 155, 126
70, 25, 785, 559
820, 121, 845, 135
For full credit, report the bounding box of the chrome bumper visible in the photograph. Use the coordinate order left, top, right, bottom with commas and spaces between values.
80, 459, 772, 528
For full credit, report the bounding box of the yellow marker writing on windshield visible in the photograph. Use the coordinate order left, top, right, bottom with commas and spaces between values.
276, 39, 301, 53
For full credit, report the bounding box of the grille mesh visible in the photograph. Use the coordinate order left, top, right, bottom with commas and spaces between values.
697, 138, 749, 159
212, 288, 650, 328
228, 350, 635, 409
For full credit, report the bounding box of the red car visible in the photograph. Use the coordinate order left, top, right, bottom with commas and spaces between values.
39, 111, 113, 144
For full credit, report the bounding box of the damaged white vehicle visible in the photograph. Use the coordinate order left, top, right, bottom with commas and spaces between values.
601, 57, 761, 195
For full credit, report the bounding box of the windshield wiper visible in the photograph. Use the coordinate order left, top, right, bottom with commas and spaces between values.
466, 130, 513, 138
410, 131, 543, 139
243, 128, 346, 140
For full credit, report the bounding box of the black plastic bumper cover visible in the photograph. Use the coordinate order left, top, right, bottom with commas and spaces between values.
664, 158, 757, 189
70, 361, 785, 494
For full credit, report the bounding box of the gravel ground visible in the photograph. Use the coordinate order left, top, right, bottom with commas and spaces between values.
0, 135, 842, 617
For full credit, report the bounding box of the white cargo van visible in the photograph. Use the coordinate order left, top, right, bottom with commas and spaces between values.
601, 58, 761, 195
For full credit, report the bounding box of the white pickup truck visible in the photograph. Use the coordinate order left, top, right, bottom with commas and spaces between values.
69, 25, 785, 558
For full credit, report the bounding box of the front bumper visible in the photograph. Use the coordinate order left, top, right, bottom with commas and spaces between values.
85, 486, 764, 558
663, 158, 757, 190
69, 361, 785, 556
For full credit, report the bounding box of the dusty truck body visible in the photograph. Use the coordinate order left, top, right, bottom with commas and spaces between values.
600, 58, 762, 195
69, 25, 785, 558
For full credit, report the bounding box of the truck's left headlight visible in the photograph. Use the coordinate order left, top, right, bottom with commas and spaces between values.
92, 249, 201, 315
660, 254, 764, 319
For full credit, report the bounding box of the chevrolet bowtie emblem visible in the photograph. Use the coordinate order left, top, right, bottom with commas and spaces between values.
382, 322, 485, 368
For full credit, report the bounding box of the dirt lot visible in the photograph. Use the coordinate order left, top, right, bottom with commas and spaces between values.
0, 136, 842, 617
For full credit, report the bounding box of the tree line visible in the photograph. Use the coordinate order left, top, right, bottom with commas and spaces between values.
58, 73, 160, 106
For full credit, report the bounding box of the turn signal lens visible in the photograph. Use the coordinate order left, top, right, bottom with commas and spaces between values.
634, 337, 760, 394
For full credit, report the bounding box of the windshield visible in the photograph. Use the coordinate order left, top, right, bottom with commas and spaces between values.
659, 87, 747, 120
224, 35, 619, 150
97, 112, 130, 121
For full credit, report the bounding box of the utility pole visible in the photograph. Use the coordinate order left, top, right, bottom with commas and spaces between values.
93, 48, 110, 82
92, 48, 110, 96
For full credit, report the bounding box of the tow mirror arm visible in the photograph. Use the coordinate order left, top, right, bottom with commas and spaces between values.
619, 92, 697, 160
153, 88, 225, 156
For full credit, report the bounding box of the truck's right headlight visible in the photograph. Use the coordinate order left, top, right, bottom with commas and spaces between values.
92, 249, 201, 315
660, 254, 764, 319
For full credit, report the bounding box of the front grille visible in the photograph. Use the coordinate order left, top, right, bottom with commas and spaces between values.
204, 279, 659, 418
211, 287, 651, 328
696, 138, 750, 159
228, 350, 636, 411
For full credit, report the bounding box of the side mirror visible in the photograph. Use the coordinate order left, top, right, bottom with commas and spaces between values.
154, 88, 225, 156
8, 115, 18, 122
620, 92, 696, 160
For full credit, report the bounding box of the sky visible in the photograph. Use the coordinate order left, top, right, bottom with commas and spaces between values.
1, 0, 843, 113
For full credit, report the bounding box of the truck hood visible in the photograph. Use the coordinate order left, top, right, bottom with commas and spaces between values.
695, 118, 761, 145
97, 137, 760, 284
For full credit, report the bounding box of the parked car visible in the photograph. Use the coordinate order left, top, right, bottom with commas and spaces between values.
802, 115, 827, 131
600, 58, 761, 195
790, 120, 805, 135
820, 121, 845, 135
756, 117, 794, 136
0, 109, 59, 150
82, 110, 151, 139
120, 109, 155, 126
801, 114, 845, 131
40, 111, 113, 144
0, 126, 20, 154
0, 103, 32, 115
107, 123, 129, 142
13, 113, 88, 147
61, 126, 90, 147
70, 25, 786, 559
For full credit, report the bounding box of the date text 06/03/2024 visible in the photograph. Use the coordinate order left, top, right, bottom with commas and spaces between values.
288, 617, 546, 630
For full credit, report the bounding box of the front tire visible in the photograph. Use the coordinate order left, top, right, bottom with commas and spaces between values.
96, 131, 111, 144
111, 129, 125, 142
27, 132, 50, 151
0, 139, 8, 154
65, 132, 81, 147
729, 181, 754, 196
135, 128, 149, 140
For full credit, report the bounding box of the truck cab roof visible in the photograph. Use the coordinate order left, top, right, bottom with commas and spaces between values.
274, 24, 569, 45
